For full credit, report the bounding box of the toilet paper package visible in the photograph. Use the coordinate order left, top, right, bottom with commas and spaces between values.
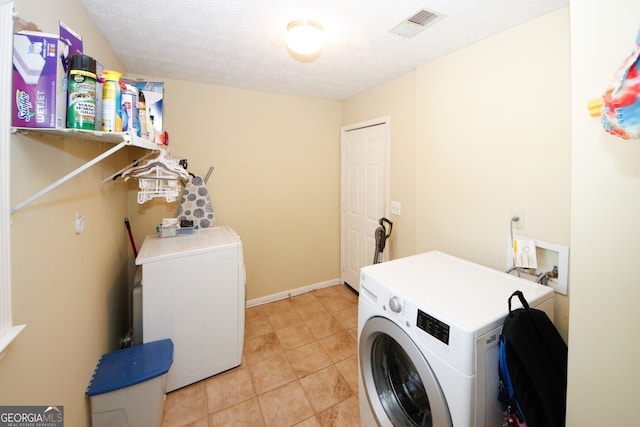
12, 22, 83, 129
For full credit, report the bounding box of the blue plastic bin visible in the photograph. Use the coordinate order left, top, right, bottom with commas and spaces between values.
87, 339, 173, 427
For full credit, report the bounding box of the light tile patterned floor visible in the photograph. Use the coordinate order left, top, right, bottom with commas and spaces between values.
161, 284, 360, 427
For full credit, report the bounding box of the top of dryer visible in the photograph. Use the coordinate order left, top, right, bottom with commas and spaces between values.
136, 225, 241, 265
360, 250, 554, 334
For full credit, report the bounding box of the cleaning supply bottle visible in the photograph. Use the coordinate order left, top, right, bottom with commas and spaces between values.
121, 84, 139, 135
137, 89, 147, 139
101, 70, 122, 132
67, 54, 97, 130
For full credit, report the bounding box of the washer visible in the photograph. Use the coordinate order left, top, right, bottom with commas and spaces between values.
358, 251, 554, 426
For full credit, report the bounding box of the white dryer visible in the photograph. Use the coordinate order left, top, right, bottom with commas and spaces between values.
136, 226, 246, 392
358, 251, 554, 427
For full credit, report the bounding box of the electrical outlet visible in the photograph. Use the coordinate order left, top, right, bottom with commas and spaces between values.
510, 209, 524, 229
391, 201, 401, 215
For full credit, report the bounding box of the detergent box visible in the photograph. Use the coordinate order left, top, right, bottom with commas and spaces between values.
12, 21, 83, 129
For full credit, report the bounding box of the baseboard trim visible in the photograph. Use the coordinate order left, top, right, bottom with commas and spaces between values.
246, 278, 343, 308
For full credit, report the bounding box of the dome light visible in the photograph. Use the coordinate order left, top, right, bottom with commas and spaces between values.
286, 19, 324, 62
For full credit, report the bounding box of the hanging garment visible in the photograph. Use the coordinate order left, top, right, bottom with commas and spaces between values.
177, 175, 216, 228
601, 28, 640, 140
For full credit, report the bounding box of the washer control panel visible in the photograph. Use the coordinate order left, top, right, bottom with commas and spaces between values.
416, 309, 450, 345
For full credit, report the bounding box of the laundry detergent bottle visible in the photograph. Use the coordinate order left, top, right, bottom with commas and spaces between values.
101, 70, 122, 132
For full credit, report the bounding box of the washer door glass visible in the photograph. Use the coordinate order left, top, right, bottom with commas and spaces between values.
372, 334, 432, 426
360, 316, 451, 427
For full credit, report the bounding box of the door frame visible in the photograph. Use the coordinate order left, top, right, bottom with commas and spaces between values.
340, 116, 390, 289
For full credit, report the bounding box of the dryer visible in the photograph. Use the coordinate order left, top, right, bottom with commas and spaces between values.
358, 251, 554, 427
136, 226, 246, 392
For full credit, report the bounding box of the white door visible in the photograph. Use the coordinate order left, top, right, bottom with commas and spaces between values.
341, 118, 389, 291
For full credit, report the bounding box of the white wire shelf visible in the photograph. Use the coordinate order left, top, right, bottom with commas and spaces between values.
11, 127, 162, 151
10, 127, 165, 213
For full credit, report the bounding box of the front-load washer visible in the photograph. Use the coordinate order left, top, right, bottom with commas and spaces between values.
358, 251, 555, 426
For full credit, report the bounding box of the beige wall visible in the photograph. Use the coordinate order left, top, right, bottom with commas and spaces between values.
126, 80, 343, 301
342, 73, 417, 260
567, 0, 640, 424
2, 0, 129, 425
415, 8, 571, 340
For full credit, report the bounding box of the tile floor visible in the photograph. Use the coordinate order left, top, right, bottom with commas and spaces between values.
161, 284, 360, 427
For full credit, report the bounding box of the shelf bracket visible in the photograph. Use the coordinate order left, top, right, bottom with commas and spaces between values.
11, 141, 128, 214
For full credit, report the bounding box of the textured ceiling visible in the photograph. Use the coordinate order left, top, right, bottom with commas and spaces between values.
80, 0, 568, 100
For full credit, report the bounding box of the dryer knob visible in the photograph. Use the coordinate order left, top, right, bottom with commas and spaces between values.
389, 296, 402, 313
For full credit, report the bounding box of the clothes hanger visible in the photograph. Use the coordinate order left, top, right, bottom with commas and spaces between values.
121, 151, 189, 182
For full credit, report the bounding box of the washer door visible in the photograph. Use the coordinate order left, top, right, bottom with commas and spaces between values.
360, 316, 452, 427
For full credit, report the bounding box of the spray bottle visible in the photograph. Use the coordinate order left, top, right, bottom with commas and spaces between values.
101, 70, 122, 132
121, 84, 139, 135
137, 90, 147, 139
67, 54, 97, 130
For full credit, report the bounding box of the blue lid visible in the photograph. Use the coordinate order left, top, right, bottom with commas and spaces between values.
86, 339, 173, 396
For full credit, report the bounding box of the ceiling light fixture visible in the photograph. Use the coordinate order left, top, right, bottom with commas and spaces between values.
286, 19, 324, 62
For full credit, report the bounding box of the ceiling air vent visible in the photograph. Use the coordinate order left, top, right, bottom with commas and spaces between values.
389, 8, 444, 39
